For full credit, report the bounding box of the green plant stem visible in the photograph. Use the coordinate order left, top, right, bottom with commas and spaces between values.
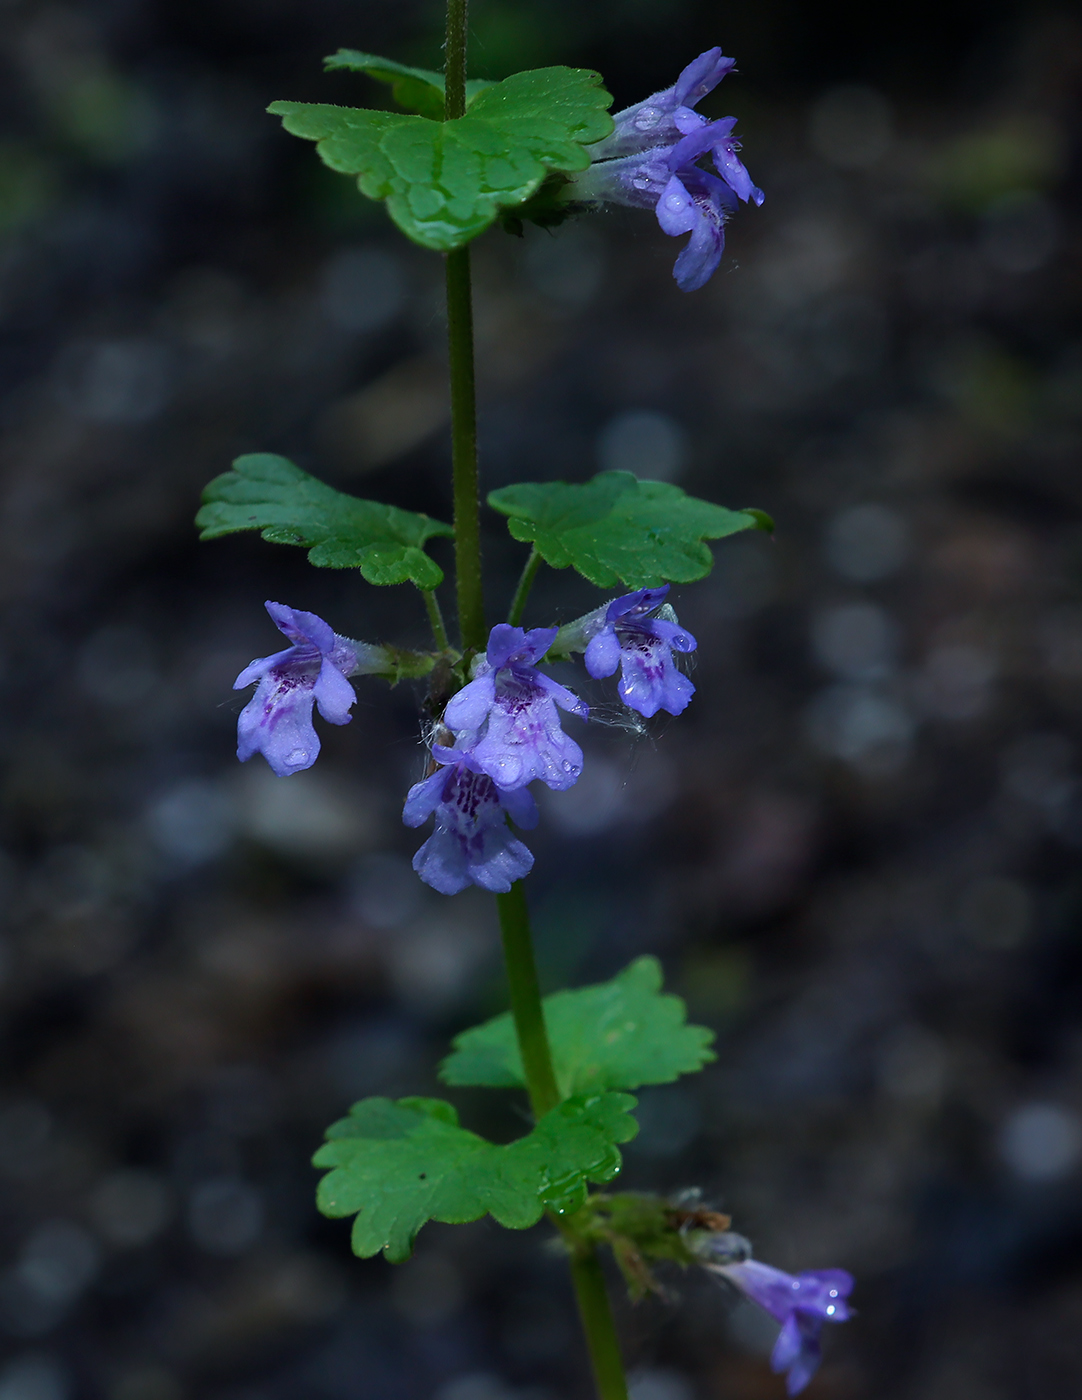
507, 547, 542, 626
443, 0, 468, 120
442, 0, 485, 655
446, 248, 485, 655
495, 884, 629, 1400
495, 882, 559, 1117
446, 5, 625, 1379
567, 1247, 631, 1400
422, 589, 449, 650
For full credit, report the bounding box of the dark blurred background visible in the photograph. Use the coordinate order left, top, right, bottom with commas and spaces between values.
2, 0, 1082, 1397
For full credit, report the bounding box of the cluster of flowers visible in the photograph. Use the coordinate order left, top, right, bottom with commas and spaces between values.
569, 47, 764, 292
693, 1232, 855, 1396
234, 587, 696, 894
235, 608, 857, 1393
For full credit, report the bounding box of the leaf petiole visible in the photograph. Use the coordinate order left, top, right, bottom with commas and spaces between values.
495, 881, 560, 1118
507, 547, 542, 626
421, 588, 450, 651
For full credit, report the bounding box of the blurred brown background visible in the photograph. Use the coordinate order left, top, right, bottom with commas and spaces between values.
2, 1, 1082, 1397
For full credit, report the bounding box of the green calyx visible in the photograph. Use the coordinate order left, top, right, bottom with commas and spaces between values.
569, 1191, 735, 1301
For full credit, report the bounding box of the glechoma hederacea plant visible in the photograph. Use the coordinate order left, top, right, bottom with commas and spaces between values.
196, 6, 853, 1396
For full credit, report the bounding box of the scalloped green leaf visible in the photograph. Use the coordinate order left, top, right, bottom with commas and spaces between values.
314, 1092, 638, 1262
324, 49, 493, 120
196, 453, 453, 589
440, 957, 715, 1099
487, 471, 768, 589
268, 65, 613, 251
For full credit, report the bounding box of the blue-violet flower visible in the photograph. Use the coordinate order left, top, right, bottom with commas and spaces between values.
566, 49, 763, 292
707, 1251, 854, 1396
443, 624, 587, 791
584, 586, 697, 717
588, 47, 737, 161
403, 744, 538, 895
234, 601, 358, 777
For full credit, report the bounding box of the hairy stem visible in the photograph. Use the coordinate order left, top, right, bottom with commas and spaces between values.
446, 248, 485, 654
422, 589, 450, 651
507, 547, 542, 627
449, 0, 625, 1374
443, 0, 468, 120
443, 0, 485, 654
495, 882, 560, 1117
495, 884, 629, 1400
568, 1247, 631, 1400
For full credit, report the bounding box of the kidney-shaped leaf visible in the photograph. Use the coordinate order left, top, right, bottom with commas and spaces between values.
324, 49, 493, 120
314, 1092, 638, 1261
440, 957, 715, 1099
487, 472, 771, 589
268, 65, 613, 251
196, 453, 453, 589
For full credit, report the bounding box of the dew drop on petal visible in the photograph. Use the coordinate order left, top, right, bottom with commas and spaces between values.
287, 748, 308, 766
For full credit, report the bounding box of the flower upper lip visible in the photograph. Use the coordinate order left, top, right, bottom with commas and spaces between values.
587, 47, 737, 162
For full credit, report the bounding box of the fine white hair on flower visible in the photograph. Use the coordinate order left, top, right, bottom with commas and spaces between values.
585, 701, 651, 736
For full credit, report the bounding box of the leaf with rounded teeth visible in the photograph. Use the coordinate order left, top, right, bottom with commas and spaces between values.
268, 66, 613, 251
441, 957, 715, 1098
488, 472, 771, 588
197, 453, 453, 588
323, 49, 494, 120
314, 1092, 638, 1261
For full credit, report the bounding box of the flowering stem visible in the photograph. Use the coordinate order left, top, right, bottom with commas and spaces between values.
495, 881, 560, 1117
422, 589, 449, 651
507, 547, 542, 626
445, 9, 625, 1389
446, 252, 485, 654
567, 1246, 630, 1400
495, 882, 629, 1400
443, 0, 485, 655
443, 0, 468, 120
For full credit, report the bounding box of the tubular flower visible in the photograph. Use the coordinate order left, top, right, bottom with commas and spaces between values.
697, 1235, 854, 1397
587, 47, 737, 161
234, 602, 360, 776
584, 585, 697, 717
403, 744, 538, 895
444, 624, 588, 792
565, 49, 762, 292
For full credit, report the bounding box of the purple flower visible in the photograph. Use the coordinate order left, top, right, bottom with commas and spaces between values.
584, 586, 697, 717
588, 48, 737, 161
653, 166, 738, 293
443, 624, 588, 792
708, 1254, 854, 1396
403, 744, 538, 895
565, 49, 762, 292
234, 601, 358, 777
